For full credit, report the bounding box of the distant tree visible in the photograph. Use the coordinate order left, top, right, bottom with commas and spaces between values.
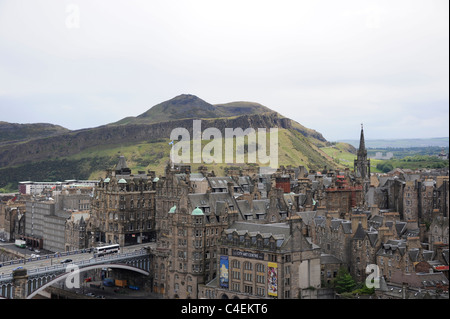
333, 267, 356, 294
376, 162, 393, 173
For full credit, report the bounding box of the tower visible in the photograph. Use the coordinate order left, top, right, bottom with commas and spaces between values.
354, 124, 370, 181
354, 124, 371, 210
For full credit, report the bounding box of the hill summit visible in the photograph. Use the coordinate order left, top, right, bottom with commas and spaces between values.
111, 94, 274, 125
0, 94, 338, 192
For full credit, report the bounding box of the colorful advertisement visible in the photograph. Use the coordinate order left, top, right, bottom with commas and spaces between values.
268, 262, 278, 297
220, 256, 229, 289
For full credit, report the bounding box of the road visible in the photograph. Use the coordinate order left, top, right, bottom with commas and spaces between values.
0, 242, 154, 276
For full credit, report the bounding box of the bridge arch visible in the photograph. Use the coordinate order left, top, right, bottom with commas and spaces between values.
26, 263, 149, 299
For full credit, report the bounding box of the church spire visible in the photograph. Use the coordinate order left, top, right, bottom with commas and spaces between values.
358, 123, 367, 158
354, 124, 370, 180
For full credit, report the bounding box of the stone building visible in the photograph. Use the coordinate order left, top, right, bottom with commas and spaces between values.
199, 217, 321, 299
0, 196, 26, 242
376, 236, 435, 282
155, 184, 236, 299
428, 214, 449, 250
90, 156, 157, 247
65, 211, 90, 251
312, 212, 353, 265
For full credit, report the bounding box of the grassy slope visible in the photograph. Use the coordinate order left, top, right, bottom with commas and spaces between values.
320, 142, 383, 172
69, 128, 339, 180
0, 122, 69, 144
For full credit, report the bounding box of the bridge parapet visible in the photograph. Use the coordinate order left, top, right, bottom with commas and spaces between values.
0, 249, 149, 282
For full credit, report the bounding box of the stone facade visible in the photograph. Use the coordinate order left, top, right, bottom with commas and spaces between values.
89, 156, 157, 247
65, 211, 90, 251
201, 218, 321, 299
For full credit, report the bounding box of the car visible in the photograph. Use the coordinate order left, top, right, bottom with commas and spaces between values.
60, 258, 73, 264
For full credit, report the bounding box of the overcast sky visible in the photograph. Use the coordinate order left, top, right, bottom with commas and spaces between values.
0, 0, 448, 141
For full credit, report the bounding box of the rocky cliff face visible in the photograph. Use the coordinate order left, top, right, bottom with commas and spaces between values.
0, 122, 69, 145
0, 112, 298, 167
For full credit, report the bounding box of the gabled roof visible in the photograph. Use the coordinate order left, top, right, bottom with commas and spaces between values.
367, 232, 378, 247
188, 192, 236, 216
314, 215, 326, 227
395, 222, 407, 237
115, 156, 129, 171
422, 250, 434, 261
408, 248, 420, 262
353, 222, 366, 240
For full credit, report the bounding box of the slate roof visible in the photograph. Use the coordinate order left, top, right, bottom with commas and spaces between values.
207, 176, 236, 190
314, 215, 326, 228
115, 156, 129, 171
330, 219, 352, 234
377, 239, 407, 257
395, 222, 407, 237
225, 221, 316, 251
188, 192, 236, 215
369, 215, 384, 229
234, 199, 270, 219
353, 222, 366, 240
296, 211, 316, 226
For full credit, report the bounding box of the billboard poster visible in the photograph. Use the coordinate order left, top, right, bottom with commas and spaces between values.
268, 262, 278, 297
220, 256, 229, 289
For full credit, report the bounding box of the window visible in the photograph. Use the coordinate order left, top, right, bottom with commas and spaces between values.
257, 287, 265, 296
256, 263, 265, 273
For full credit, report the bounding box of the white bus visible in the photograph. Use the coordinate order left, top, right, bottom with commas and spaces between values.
94, 244, 120, 256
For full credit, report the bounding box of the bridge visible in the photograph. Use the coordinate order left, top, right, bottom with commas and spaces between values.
0, 245, 152, 299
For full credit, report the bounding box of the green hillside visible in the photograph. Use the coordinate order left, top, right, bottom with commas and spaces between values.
65, 128, 338, 179
0, 121, 69, 144
0, 94, 341, 192
0, 128, 340, 192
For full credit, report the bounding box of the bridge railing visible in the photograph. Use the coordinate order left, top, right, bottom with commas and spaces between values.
0, 249, 148, 282
0, 248, 92, 268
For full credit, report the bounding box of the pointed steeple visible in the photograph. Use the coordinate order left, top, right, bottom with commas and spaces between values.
115, 156, 131, 176
358, 123, 367, 158
354, 124, 370, 180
